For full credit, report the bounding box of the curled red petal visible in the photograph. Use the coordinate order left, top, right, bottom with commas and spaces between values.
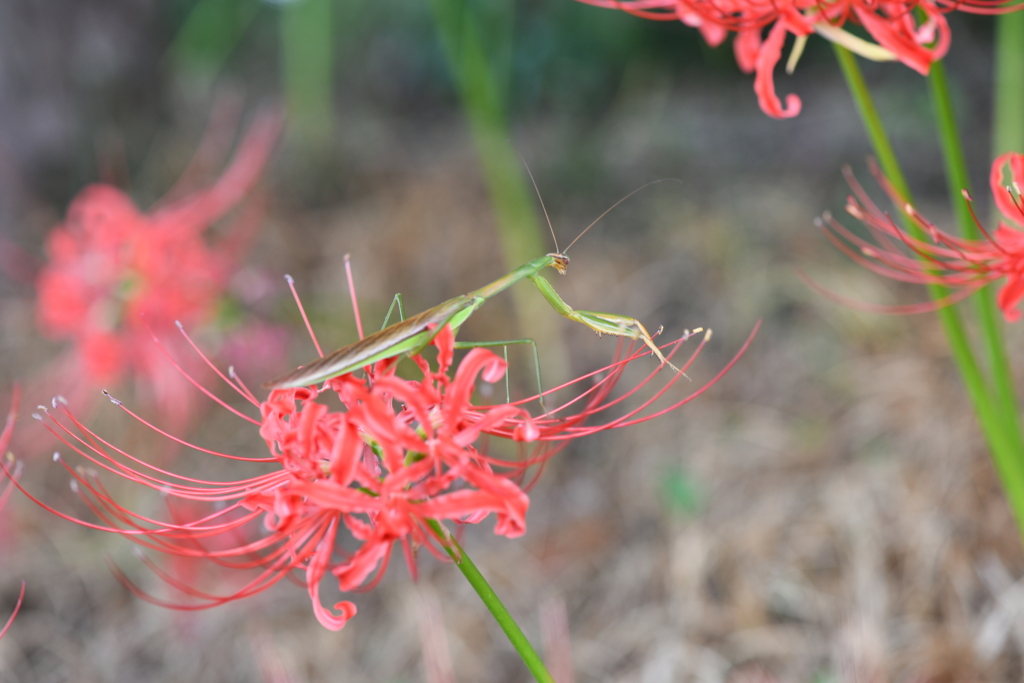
753, 22, 802, 119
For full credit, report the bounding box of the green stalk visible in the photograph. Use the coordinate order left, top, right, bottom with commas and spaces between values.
428, 0, 568, 386
833, 45, 1024, 535
168, 0, 261, 87
425, 520, 557, 683
993, 13, 1024, 158
928, 60, 1024, 454
833, 46, 913, 199
280, 0, 333, 143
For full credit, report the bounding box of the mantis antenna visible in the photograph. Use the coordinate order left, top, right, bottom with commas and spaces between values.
517, 150, 682, 256
517, 151, 560, 253
563, 178, 682, 254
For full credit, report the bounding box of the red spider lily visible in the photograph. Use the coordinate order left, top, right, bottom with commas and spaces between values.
0, 388, 25, 641
31, 109, 281, 432
810, 153, 1024, 321
575, 0, 1016, 119
9, 297, 757, 630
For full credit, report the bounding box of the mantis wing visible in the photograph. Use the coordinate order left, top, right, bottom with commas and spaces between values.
265, 295, 477, 389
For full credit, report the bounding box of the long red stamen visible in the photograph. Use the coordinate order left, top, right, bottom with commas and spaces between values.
286, 274, 324, 358
345, 254, 365, 340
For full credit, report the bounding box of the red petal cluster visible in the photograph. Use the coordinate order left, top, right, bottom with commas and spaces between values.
34, 110, 280, 428
815, 153, 1024, 322
575, 0, 1015, 118
249, 326, 539, 629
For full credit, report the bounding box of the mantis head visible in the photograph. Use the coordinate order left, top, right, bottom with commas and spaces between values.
549, 253, 569, 275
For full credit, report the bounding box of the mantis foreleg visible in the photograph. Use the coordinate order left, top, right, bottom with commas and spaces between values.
527, 273, 680, 373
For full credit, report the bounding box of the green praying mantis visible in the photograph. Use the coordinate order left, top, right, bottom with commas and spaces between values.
266, 180, 684, 391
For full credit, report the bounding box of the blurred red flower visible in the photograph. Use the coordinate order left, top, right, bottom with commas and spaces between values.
31, 109, 281, 432
575, 0, 1015, 118
812, 153, 1024, 321
13, 315, 755, 630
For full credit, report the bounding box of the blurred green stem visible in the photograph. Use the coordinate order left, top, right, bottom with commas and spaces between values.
833, 45, 1024, 538
280, 0, 333, 143
426, 520, 556, 683
428, 0, 568, 385
169, 0, 261, 87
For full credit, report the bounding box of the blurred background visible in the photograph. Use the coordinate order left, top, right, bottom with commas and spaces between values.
0, 1, 1020, 681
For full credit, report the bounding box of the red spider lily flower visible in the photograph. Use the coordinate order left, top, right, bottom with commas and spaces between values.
809, 153, 1024, 321
0, 388, 26, 641
31, 109, 281, 432
10, 305, 757, 631
574, 0, 1016, 119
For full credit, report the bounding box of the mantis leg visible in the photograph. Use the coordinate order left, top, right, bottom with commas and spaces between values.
454, 338, 546, 409
527, 273, 681, 373
378, 295, 545, 407
381, 293, 407, 328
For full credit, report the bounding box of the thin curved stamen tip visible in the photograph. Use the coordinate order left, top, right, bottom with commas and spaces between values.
175, 320, 184, 331
284, 274, 295, 285
962, 189, 973, 202
70, 480, 79, 493
52, 395, 68, 408
903, 203, 916, 216
228, 365, 237, 378
52, 452, 60, 462
703, 328, 713, 342
102, 390, 123, 406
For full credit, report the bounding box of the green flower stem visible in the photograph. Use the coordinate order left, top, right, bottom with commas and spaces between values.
993, 13, 1024, 158
425, 519, 556, 683
833, 45, 1024, 536
832, 46, 913, 200
928, 60, 1024, 455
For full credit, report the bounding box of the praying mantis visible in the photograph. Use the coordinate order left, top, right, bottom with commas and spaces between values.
266, 180, 683, 390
